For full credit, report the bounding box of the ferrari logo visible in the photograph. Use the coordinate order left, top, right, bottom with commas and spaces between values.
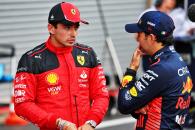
77, 55, 85, 65
71, 9, 76, 15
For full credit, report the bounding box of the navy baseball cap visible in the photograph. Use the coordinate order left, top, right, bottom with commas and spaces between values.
48, 2, 89, 25
125, 11, 175, 39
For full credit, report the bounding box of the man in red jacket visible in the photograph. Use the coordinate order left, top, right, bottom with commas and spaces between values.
14, 2, 109, 130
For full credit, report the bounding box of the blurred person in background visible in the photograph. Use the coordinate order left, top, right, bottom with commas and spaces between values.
118, 11, 193, 130
141, 0, 176, 15
141, 0, 176, 72
170, 0, 195, 38
13, 2, 109, 130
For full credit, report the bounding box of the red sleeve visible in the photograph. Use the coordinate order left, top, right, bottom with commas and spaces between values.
87, 65, 109, 125
14, 72, 59, 129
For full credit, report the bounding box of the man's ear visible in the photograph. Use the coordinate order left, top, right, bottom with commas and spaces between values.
149, 34, 157, 42
48, 23, 55, 35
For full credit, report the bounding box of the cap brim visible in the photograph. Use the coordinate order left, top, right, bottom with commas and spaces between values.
125, 23, 143, 33
81, 19, 89, 24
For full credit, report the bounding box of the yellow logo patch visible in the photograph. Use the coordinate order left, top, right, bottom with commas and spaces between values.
182, 76, 193, 94
122, 75, 133, 87
46, 72, 59, 85
77, 55, 85, 65
129, 87, 137, 97
71, 9, 76, 15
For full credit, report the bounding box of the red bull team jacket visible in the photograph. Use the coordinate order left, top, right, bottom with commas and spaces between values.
118, 45, 193, 130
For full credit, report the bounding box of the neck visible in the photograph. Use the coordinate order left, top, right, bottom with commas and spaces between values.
150, 42, 164, 55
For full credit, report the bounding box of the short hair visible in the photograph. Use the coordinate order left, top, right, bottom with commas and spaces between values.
50, 21, 80, 28
155, 0, 163, 8
156, 34, 175, 46
145, 32, 175, 46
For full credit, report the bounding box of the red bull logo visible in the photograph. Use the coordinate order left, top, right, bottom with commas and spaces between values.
182, 77, 193, 94
121, 75, 133, 87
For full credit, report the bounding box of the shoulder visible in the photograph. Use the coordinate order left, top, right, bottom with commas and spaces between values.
73, 43, 97, 56
73, 43, 101, 67
17, 43, 46, 72
74, 43, 92, 51
25, 43, 46, 57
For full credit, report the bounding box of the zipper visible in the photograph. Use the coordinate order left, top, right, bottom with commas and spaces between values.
74, 96, 79, 126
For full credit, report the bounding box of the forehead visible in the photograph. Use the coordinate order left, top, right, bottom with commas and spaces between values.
58, 22, 80, 27
164, 0, 176, 6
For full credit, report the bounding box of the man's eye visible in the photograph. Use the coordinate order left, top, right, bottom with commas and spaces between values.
65, 26, 71, 30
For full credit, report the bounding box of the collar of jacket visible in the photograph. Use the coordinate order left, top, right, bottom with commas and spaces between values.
150, 45, 175, 63
46, 37, 73, 54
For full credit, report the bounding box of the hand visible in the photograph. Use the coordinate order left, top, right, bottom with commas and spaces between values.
135, 105, 149, 114
129, 47, 144, 71
78, 123, 94, 130
63, 122, 77, 130
56, 118, 77, 130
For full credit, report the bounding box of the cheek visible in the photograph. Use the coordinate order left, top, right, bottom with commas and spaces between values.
57, 30, 68, 38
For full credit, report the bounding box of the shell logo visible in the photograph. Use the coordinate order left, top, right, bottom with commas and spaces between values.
46, 72, 59, 85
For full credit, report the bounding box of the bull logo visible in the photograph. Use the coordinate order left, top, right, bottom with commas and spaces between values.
182, 77, 193, 94
121, 75, 133, 87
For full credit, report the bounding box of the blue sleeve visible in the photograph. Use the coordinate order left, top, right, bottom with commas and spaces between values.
118, 66, 166, 114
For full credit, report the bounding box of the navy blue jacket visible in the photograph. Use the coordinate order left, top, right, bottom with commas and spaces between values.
118, 45, 193, 130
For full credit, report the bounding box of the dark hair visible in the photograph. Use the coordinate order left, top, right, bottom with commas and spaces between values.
49, 21, 80, 35
156, 35, 175, 46
175, 0, 184, 8
145, 32, 175, 46
155, 0, 163, 8
50, 21, 80, 28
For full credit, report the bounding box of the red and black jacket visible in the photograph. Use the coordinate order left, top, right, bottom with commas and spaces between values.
14, 37, 109, 130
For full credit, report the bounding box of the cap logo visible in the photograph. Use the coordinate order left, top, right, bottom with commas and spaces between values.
71, 9, 76, 15
138, 20, 142, 25
147, 21, 155, 27
50, 15, 54, 20
161, 31, 166, 35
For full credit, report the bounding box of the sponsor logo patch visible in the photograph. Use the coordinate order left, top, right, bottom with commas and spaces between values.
80, 70, 87, 79
122, 75, 133, 87
71, 9, 76, 15
182, 77, 192, 94
77, 55, 85, 65
46, 72, 59, 85
47, 86, 61, 95
129, 87, 137, 97
125, 91, 132, 100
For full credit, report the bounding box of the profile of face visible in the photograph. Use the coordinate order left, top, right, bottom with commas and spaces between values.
136, 32, 157, 55
159, 0, 176, 13
136, 32, 150, 54
48, 23, 79, 47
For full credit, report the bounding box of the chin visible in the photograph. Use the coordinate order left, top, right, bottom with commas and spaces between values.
62, 43, 74, 47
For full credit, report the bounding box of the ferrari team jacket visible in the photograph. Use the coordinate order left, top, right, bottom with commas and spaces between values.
14, 37, 109, 130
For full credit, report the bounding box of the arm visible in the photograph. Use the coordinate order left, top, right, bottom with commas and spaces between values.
14, 54, 59, 129
86, 49, 109, 126
118, 47, 165, 114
